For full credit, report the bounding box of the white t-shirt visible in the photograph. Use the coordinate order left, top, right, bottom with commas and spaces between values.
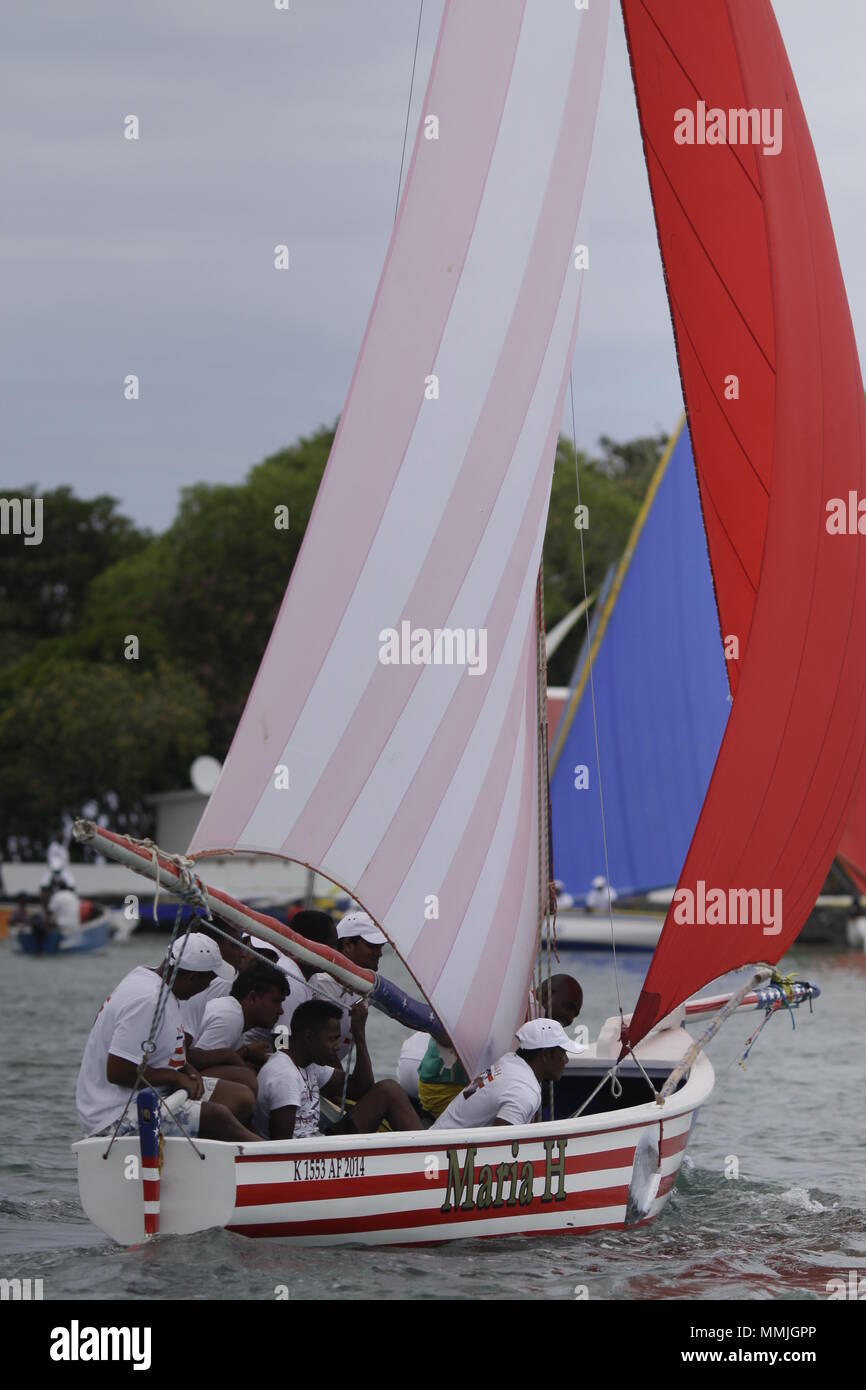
254, 1051, 334, 1138
431, 1052, 541, 1130
308, 973, 360, 1059
586, 883, 618, 912
195, 995, 245, 1052
396, 1030, 430, 1098
76, 966, 186, 1135
51, 888, 81, 934
242, 973, 313, 1047
181, 975, 233, 1044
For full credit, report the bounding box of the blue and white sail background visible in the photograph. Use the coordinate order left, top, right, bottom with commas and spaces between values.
549, 422, 731, 900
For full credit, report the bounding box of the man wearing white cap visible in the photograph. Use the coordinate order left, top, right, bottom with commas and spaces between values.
585, 875, 617, 912
431, 1019, 581, 1131
76, 932, 260, 1142
308, 910, 387, 1061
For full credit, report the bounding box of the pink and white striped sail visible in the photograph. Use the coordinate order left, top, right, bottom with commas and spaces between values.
190, 0, 609, 1075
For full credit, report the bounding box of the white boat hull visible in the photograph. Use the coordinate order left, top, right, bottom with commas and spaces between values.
555, 908, 664, 950
74, 1042, 713, 1247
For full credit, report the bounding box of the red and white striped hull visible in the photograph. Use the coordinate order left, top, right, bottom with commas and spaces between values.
74, 1051, 712, 1247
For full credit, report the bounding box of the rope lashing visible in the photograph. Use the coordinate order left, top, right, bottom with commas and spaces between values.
737, 971, 802, 1069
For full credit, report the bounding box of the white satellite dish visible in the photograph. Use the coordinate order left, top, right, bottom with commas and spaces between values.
190, 755, 222, 795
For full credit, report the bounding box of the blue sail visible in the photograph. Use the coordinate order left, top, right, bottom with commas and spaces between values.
549, 421, 730, 899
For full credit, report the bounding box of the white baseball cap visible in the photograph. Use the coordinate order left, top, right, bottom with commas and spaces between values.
515, 1018, 582, 1053
168, 931, 234, 978
246, 934, 279, 955
591, 875, 606, 889
337, 910, 387, 945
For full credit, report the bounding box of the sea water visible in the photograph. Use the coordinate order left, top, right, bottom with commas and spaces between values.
1, 936, 864, 1301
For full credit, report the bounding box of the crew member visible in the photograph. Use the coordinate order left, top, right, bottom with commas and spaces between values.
308, 911, 386, 1060
76, 932, 259, 1141
431, 1018, 580, 1130
585, 875, 617, 912
255, 999, 420, 1139
190, 960, 289, 1087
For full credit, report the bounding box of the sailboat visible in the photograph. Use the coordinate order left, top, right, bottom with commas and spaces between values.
549, 417, 731, 948
72, 0, 863, 1246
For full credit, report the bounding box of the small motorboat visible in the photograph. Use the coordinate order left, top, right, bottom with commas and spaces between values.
16, 916, 112, 956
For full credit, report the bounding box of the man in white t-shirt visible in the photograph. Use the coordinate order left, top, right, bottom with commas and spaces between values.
240, 909, 339, 1044
75, 932, 260, 1142
190, 960, 288, 1083
432, 1018, 581, 1131
49, 886, 82, 943
308, 910, 386, 1060
180, 915, 247, 1044
585, 875, 618, 913
254, 997, 420, 1140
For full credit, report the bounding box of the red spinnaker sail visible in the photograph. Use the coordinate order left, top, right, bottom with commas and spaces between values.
621, 0, 866, 1046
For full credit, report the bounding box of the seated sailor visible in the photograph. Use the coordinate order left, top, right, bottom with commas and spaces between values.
180, 914, 246, 1045
242, 909, 340, 1043
255, 998, 420, 1139
416, 1033, 469, 1119
76, 932, 260, 1141
431, 1019, 579, 1130
189, 961, 289, 1087
533, 973, 584, 1028
585, 875, 617, 912
308, 910, 386, 1060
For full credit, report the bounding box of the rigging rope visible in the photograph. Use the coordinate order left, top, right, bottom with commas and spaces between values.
394, 1, 425, 222
534, 566, 557, 1120
569, 372, 624, 1021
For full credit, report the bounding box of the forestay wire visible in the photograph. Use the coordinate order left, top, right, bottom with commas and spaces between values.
394, 1, 425, 222
534, 567, 557, 1119
569, 372, 624, 1022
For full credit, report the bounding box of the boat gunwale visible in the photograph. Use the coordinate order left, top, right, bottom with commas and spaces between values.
71, 1050, 713, 1162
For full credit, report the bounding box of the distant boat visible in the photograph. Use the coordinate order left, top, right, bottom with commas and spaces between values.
16, 917, 112, 956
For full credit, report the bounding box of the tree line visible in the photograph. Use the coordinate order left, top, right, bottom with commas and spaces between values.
0, 426, 663, 857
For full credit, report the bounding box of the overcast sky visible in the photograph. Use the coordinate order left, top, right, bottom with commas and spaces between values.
3, 1, 865, 532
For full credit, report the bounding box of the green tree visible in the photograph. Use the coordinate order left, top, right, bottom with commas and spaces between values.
542, 436, 664, 684
79, 426, 335, 756
0, 487, 148, 675
0, 426, 667, 853
594, 432, 668, 501
0, 660, 208, 853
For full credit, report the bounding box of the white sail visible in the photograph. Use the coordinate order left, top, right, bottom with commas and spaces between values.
191, 0, 609, 1073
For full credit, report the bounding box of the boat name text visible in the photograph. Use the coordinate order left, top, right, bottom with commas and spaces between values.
440, 1139, 567, 1214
